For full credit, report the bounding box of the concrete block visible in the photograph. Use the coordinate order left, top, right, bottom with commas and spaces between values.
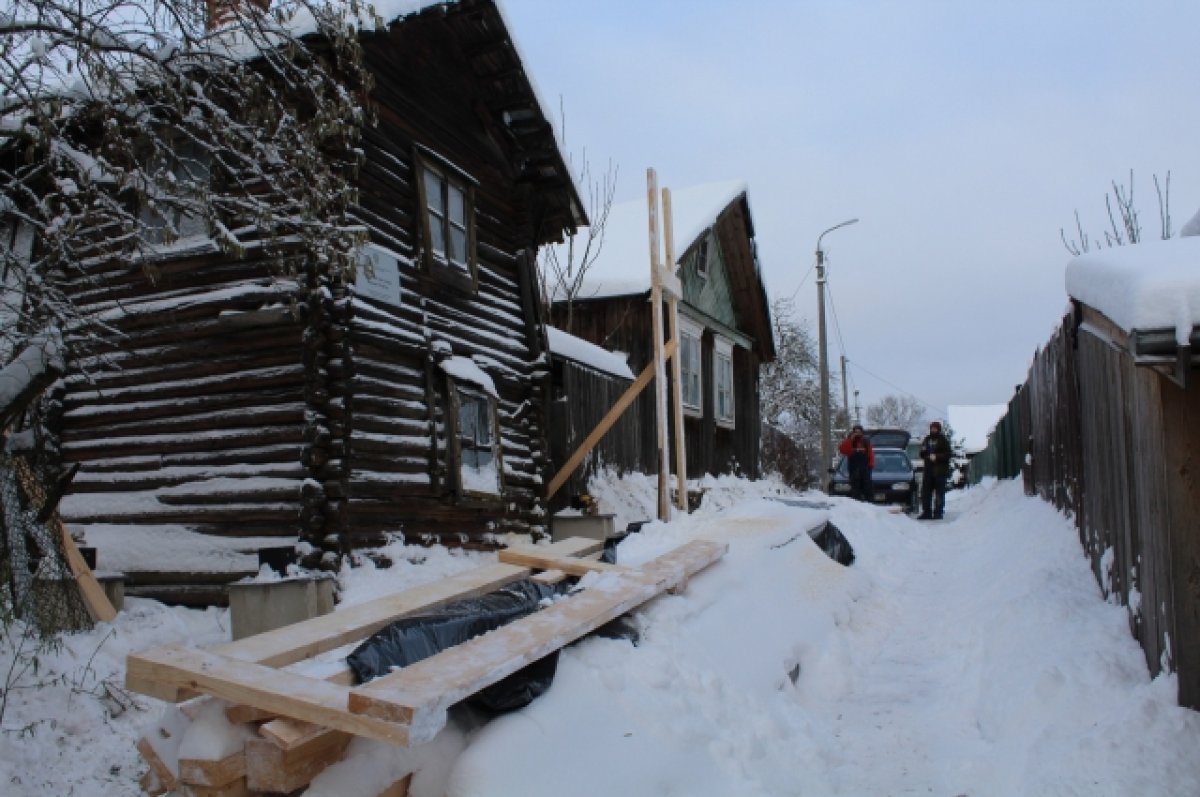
228, 576, 335, 640
551, 513, 617, 543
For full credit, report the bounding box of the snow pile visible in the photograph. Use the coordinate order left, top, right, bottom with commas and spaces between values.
1065, 236, 1200, 344
2, 474, 1199, 796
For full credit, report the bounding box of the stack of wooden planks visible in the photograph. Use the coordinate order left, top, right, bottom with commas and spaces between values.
127, 535, 727, 795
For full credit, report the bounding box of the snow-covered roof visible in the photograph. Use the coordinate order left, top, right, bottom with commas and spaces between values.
553, 180, 748, 301
946, 404, 1009, 455
1065, 236, 1200, 345
546, 326, 634, 380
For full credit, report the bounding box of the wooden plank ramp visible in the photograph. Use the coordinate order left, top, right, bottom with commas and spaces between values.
127, 536, 725, 794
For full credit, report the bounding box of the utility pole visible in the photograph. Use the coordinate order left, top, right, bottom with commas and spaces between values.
854, 389, 862, 425
816, 219, 858, 484
840, 355, 850, 432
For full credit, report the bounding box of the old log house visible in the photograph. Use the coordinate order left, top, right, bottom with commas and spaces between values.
49, 0, 584, 599
548, 182, 775, 505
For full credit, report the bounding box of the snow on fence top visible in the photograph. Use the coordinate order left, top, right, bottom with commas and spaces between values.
546, 326, 634, 380
550, 180, 749, 301
1065, 235, 1200, 345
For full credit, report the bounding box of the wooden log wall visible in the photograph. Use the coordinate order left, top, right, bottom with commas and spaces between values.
58, 250, 314, 540
52, 4, 573, 589
334, 20, 554, 545
967, 308, 1200, 708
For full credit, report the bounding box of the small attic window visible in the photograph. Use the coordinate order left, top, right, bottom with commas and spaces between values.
694, 237, 710, 280
415, 146, 477, 292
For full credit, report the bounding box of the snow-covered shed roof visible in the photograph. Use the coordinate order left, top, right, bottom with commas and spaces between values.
1065, 236, 1200, 346
546, 327, 634, 380
947, 404, 1009, 455
553, 180, 749, 301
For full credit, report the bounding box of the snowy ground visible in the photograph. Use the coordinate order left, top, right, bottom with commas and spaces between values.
2, 474, 1199, 796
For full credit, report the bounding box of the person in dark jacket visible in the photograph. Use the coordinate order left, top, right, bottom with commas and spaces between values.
918, 420, 953, 519
838, 424, 875, 502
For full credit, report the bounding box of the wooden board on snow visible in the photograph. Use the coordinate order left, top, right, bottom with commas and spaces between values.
126, 536, 722, 754
349, 539, 727, 743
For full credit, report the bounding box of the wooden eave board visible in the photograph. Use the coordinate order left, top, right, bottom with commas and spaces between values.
127, 645, 413, 746
349, 539, 727, 743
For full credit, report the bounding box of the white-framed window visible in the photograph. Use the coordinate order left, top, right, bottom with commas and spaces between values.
453, 385, 501, 496
679, 316, 703, 415
416, 148, 476, 287
714, 336, 735, 428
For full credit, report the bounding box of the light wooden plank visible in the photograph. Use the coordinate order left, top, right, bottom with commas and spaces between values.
245, 735, 351, 794
178, 749, 244, 788
13, 459, 117, 622
126, 645, 411, 746
138, 766, 166, 797
210, 537, 601, 672
349, 540, 727, 743
498, 547, 627, 577
136, 735, 179, 793
180, 776, 252, 797
376, 773, 414, 797
530, 568, 568, 585
210, 562, 531, 668
662, 188, 688, 513
257, 718, 322, 750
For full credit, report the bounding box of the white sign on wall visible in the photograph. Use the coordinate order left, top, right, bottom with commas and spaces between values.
355, 243, 402, 308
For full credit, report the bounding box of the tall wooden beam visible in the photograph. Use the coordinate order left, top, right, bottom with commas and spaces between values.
661, 188, 688, 512
647, 168, 671, 521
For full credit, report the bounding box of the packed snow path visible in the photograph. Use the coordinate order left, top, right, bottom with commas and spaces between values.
442, 479, 1200, 797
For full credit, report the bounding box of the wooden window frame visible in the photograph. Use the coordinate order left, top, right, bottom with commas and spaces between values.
447, 382, 503, 499
414, 146, 478, 293
713, 336, 735, 429
678, 316, 703, 417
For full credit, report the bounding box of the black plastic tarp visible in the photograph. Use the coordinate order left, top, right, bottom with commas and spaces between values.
347, 579, 567, 714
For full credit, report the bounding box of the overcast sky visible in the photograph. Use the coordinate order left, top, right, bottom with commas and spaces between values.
501, 0, 1200, 420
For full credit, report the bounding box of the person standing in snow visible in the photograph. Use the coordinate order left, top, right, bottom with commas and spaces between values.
838, 424, 875, 502
918, 420, 953, 519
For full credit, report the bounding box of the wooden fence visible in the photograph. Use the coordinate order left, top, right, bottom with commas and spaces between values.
968, 306, 1200, 709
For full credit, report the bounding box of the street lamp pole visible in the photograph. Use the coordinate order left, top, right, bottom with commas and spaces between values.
816, 218, 858, 486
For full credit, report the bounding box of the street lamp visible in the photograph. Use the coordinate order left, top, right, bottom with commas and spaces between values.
816, 218, 858, 487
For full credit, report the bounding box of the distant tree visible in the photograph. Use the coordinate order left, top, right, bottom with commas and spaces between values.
866, 394, 926, 434
1060, 170, 1172, 256
537, 99, 617, 334
759, 298, 836, 485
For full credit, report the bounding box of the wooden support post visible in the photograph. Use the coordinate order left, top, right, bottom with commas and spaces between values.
647, 168, 671, 522
661, 187, 688, 512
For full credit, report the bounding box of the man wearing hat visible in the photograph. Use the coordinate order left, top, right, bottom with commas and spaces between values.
918, 420, 953, 519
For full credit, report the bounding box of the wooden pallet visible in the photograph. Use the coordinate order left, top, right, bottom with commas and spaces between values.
127, 536, 726, 794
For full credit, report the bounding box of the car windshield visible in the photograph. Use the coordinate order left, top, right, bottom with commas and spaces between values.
874, 450, 911, 472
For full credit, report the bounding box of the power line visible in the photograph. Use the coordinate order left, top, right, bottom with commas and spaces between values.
844, 358, 943, 416
787, 262, 817, 303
